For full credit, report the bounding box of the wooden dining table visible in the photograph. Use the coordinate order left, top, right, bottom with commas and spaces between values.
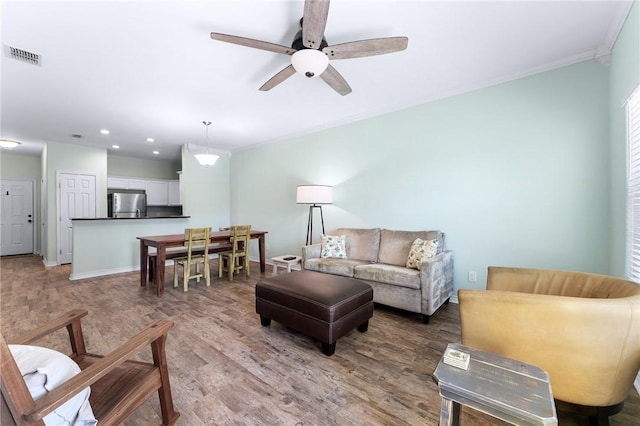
137, 229, 268, 296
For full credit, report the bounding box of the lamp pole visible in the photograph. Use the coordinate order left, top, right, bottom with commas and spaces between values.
306, 204, 326, 246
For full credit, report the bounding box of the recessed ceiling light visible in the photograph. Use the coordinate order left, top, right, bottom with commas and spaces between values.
112, 145, 120, 149
0, 139, 21, 149
146, 138, 154, 142
153, 151, 159, 155
100, 129, 110, 135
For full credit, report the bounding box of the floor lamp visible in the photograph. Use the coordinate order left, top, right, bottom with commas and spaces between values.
297, 185, 333, 246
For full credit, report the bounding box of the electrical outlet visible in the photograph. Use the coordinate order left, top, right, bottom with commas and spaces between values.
468, 271, 477, 283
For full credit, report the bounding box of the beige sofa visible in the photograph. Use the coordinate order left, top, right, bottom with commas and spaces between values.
301, 228, 454, 323
459, 266, 640, 425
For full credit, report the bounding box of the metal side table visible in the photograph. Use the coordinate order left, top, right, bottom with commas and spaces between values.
432, 343, 557, 426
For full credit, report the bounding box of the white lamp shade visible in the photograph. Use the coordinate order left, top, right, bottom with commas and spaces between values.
296, 185, 332, 204
291, 49, 329, 78
194, 153, 219, 166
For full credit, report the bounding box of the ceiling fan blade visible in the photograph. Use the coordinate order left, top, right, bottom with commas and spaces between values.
302, 0, 330, 49
323, 37, 408, 60
320, 64, 352, 96
210, 32, 296, 56
259, 65, 297, 91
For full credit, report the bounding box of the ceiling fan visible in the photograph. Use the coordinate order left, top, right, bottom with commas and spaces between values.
210, 0, 408, 96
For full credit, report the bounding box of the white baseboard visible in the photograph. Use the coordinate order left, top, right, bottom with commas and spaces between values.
635, 372, 640, 395
42, 258, 57, 267
449, 294, 459, 304
70, 265, 140, 280
68, 254, 231, 280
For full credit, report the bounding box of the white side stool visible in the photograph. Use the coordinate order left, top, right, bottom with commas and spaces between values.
271, 255, 302, 273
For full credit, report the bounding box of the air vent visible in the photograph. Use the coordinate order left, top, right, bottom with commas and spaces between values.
4, 45, 41, 66
71, 134, 83, 139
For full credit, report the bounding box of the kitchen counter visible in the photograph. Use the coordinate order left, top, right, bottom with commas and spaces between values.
70, 216, 192, 280
72, 216, 190, 220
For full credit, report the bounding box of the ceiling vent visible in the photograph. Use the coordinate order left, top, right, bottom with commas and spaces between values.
4, 45, 41, 66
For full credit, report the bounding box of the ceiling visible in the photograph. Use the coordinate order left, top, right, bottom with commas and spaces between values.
0, 1, 634, 161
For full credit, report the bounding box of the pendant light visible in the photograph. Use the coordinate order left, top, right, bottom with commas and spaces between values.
194, 121, 219, 166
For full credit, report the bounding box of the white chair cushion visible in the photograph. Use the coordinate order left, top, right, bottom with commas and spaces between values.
9, 344, 97, 426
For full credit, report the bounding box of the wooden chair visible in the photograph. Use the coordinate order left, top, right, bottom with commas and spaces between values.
0, 309, 180, 426
173, 227, 211, 291
218, 225, 251, 281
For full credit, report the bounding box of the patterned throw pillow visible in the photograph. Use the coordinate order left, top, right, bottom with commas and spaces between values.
321, 235, 347, 259
406, 238, 439, 270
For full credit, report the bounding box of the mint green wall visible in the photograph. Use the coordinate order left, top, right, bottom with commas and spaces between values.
71, 218, 191, 278
44, 141, 107, 263
231, 60, 609, 291
69, 146, 231, 277
180, 145, 230, 230
609, 1, 640, 278
0, 151, 42, 254
107, 154, 181, 179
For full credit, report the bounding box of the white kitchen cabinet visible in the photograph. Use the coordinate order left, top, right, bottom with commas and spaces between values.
168, 180, 180, 205
107, 177, 129, 189
108, 176, 181, 206
128, 179, 146, 190
145, 180, 169, 205
108, 176, 148, 190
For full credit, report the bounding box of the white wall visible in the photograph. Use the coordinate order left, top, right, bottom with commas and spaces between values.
44, 141, 107, 264
107, 154, 181, 180
68, 146, 232, 277
609, 2, 640, 277
180, 145, 230, 231
71, 217, 190, 278
231, 60, 610, 292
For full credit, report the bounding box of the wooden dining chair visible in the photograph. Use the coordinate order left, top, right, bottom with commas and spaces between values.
0, 309, 179, 426
218, 225, 251, 281
173, 227, 211, 291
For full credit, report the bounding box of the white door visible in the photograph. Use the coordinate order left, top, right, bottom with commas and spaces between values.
0, 180, 34, 256
58, 173, 96, 264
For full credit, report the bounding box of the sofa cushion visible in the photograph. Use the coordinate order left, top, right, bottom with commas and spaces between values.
321, 234, 347, 259
331, 228, 380, 262
354, 264, 421, 290
304, 258, 370, 278
378, 229, 443, 266
406, 238, 440, 270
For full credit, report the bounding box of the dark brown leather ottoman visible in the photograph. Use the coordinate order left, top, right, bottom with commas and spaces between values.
256, 270, 374, 356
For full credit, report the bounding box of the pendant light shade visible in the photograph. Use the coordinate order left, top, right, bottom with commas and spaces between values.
195, 121, 219, 167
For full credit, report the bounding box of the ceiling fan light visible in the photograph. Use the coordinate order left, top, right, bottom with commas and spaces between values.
0, 139, 21, 149
291, 49, 329, 78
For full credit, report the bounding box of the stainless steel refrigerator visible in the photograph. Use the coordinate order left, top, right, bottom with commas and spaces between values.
108, 192, 147, 217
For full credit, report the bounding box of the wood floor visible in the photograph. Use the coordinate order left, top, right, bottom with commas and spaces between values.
1, 254, 639, 426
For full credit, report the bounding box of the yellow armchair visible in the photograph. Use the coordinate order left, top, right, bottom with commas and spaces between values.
458, 266, 640, 426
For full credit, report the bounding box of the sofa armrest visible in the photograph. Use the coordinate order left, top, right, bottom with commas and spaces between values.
301, 243, 321, 263
419, 250, 454, 316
